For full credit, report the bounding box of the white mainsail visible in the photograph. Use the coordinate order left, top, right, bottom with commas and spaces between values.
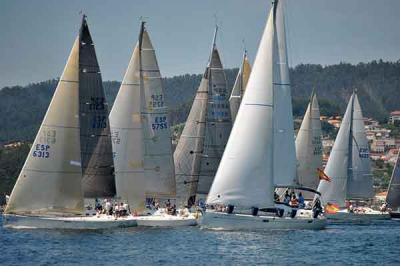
295, 92, 323, 195
5, 38, 83, 215
110, 22, 175, 211
229, 51, 251, 122
347, 94, 374, 199
174, 27, 232, 206
206, 6, 277, 208
318, 92, 373, 207
140, 26, 176, 199
273, 0, 297, 187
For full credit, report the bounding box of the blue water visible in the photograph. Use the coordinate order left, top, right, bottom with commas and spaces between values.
1, 216, 400, 266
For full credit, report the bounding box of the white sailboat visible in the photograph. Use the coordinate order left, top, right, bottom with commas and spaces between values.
174, 26, 232, 207
318, 91, 390, 222
3, 16, 137, 230
294, 91, 323, 199
386, 152, 400, 218
109, 22, 196, 227
229, 51, 251, 122
200, 0, 326, 231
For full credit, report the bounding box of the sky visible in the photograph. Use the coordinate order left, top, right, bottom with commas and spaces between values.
1, 0, 400, 88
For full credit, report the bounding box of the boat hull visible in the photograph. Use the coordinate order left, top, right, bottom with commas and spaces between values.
326, 210, 391, 223
390, 212, 400, 219
2, 214, 137, 230
200, 211, 326, 231
135, 215, 197, 227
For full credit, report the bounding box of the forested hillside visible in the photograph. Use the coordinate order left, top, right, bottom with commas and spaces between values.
1, 60, 399, 143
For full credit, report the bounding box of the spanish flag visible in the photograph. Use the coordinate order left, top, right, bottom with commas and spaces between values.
325, 203, 339, 214
317, 168, 331, 182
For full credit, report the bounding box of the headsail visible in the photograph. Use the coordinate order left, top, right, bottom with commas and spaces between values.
386, 153, 400, 210
207, 4, 278, 209
109, 41, 145, 210
174, 71, 208, 206
295, 91, 323, 197
174, 27, 232, 206
79, 16, 116, 198
229, 51, 251, 122
5, 34, 83, 215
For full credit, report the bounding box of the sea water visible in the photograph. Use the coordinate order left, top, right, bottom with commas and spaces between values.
1, 216, 399, 266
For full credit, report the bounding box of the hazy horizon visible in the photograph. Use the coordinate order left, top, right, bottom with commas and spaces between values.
1, 0, 400, 88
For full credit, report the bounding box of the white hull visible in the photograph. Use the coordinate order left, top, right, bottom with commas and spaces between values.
135, 214, 197, 227
200, 211, 326, 231
3, 214, 137, 230
326, 210, 391, 223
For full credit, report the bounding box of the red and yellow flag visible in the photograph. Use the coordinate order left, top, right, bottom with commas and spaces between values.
317, 168, 331, 182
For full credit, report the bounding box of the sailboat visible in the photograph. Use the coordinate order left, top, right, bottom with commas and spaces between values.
109, 22, 196, 227
229, 51, 251, 122
294, 91, 323, 199
200, 0, 326, 230
174, 26, 232, 208
386, 152, 400, 218
318, 91, 390, 222
3, 16, 137, 229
